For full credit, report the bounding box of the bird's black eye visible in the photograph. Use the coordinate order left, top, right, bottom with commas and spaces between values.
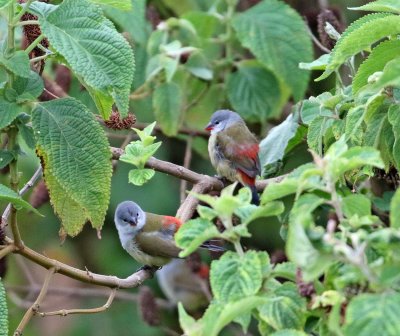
215, 121, 220, 125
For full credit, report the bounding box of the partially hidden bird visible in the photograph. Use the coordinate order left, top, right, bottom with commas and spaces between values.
205, 109, 261, 205
114, 201, 223, 267
156, 259, 209, 311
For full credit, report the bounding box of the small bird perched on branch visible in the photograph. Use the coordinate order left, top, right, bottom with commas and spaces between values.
114, 201, 223, 266
205, 110, 261, 205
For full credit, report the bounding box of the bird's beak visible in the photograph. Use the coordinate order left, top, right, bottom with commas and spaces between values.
205, 123, 213, 131
128, 217, 137, 226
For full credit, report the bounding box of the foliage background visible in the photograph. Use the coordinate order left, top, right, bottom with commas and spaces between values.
0, 0, 379, 335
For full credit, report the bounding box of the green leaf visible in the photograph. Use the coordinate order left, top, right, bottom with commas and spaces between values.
12, 71, 44, 103
202, 297, 267, 336
178, 303, 201, 336
90, 0, 132, 10
153, 82, 182, 136
38, 0, 135, 118
0, 278, 8, 336
370, 57, 400, 92
32, 98, 112, 236
210, 251, 263, 302
17, 124, 36, 149
287, 212, 332, 281
232, 0, 312, 101
345, 106, 364, 145
128, 168, 155, 186
0, 98, 20, 129
120, 141, 161, 167
0, 51, 30, 78
299, 54, 330, 71
185, 52, 213, 80
236, 201, 284, 224
0, 0, 12, 9
270, 331, 308, 336
0, 184, 41, 215
307, 116, 334, 155
271, 262, 297, 281
226, 60, 282, 121
259, 283, 306, 330
259, 114, 299, 173
175, 218, 220, 257
353, 40, 400, 94
350, 0, 400, 14
343, 293, 400, 336
342, 194, 371, 218
317, 13, 400, 80
0, 150, 14, 169
390, 188, 400, 228
388, 105, 400, 170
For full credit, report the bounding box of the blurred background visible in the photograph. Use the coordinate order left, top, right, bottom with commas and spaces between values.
1, 0, 370, 334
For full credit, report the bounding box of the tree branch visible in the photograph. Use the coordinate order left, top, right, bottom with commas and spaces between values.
15, 267, 56, 336
38, 288, 117, 317
180, 136, 193, 203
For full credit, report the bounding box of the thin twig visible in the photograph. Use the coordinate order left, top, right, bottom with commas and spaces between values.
0, 244, 15, 259
15, 267, 56, 336
1, 166, 42, 228
38, 288, 117, 317
133, 122, 208, 138
180, 136, 193, 204
306, 24, 331, 54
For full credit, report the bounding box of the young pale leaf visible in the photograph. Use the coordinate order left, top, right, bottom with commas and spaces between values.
89, 0, 132, 11
0, 51, 30, 78
390, 188, 400, 228
202, 297, 267, 336
38, 0, 135, 118
0, 184, 41, 215
259, 114, 299, 174
343, 293, 400, 336
353, 40, 400, 94
345, 106, 364, 145
32, 98, 112, 236
153, 82, 182, 136
13, 71, 44, 103
342, 194, 372, 218
235, 201, 284, 224
210, 251, 263, 302
258, 283, 306, 330
0, 278, 8, 336
307, 116, 334, 155
226, 60, 282, 121
350, 0, 400, 14
178, 303, 202, 336
299, 54, 330, 70
271, 262, 297, 282
0, 99, 20, 129
175, 218, 220, 257
232, 0, 312, 101
317, 13, 400, 80
128, 168, 155, 186
370, 57, 400, 91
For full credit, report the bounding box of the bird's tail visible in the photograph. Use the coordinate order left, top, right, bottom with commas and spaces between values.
250, 185, 260, 205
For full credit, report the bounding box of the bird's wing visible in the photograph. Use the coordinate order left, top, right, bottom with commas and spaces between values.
216, 123, 261, 178
143, 213, 182, 235
136, 231, 181, 259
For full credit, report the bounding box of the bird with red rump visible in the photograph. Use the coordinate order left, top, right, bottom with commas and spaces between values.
205, 110, 261, 205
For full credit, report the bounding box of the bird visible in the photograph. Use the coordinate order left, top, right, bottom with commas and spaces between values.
156, 259, 209, 311
205, 109, 261, 205
114, 201, 223, 267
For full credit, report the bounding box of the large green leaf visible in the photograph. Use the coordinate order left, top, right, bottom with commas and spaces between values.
259, 114, 299, 174
226, 60, 282, 122
343, 293, 400, 336
32, 98, 112, 236
12, 71, 44, 103
350, 0, 400, 14
37, 0, 134, 118
0, 184, 40, 215
259, 283, 306, 330
353, 40, 400, 94
388, 105, 400, 170
210, 251, 263, 302
0, 278, 8, 336
232, 0, 312, 101
317, 13, 400, 80
175, 218, 220, 257
153, 82, 182, 136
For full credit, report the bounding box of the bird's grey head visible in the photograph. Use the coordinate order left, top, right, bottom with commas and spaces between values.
205, 110, 243, 134
114, 201, 146, 237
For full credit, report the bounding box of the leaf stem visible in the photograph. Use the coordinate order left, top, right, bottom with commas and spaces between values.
16, 20, 39, 26
24, 33, 44, 55
8, 128, 23, 249
30, 53, 49, 63
12, 0, 36, 25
